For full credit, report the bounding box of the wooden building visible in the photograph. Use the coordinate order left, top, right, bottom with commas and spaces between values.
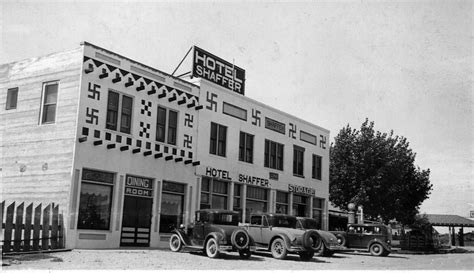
1, 42, 330, 249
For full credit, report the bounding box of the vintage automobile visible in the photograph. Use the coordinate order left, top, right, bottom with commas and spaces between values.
169, 209, 256, 259
241, 213, 329, 261
296, 217, 345, 257
331, 223, 392, 256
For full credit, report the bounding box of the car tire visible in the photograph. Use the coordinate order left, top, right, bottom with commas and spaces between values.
238, 249, 252, 259
299, 251, 314, 261
231, 229, 250, 250
169, 234, 183, 252
206, 237, 220, 258
303, 230, 322, 251
335, 233, 346, 246
271, 238, 288, 260
369, 243, 385, 256
314, 242, 334, 257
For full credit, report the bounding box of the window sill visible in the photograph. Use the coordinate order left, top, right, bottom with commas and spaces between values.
293, 174, 305, 179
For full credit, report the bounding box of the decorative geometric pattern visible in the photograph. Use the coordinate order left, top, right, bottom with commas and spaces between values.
140, 99, 152, 117
183, 135, 192, 149
87, 82, 101, 100
184, 113, 194, 128
289, 123, 297, 139
206, 91, 218, 112
319, 135, 327, 149
139, 121, 151, 138
85, 108, 99, 125
252, 109, 261, 127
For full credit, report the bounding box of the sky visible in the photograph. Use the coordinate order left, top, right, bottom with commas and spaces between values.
1, 1, 472, 222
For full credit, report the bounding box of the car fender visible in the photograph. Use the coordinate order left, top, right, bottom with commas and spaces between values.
269, 233, 292, 251
313, 230, 339, 247
171, 229, 192, 246
368, 238, 391, 252
205, 231, 225, 245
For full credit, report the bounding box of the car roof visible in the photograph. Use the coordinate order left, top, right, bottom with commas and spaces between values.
348, 223, 387, 227
251, 213, 297, 218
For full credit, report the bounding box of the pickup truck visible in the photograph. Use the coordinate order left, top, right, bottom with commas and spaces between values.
331, 223, 392, 256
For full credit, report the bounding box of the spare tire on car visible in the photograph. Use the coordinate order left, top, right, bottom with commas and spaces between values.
302, 230, 322, 251
231, 229, 250, 250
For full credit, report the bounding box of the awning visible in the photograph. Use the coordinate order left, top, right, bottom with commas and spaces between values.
424, 214, 474, 227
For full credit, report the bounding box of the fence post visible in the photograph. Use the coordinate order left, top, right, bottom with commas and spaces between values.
58, 212, 65, 249
32, 203, 42, 251
3, 202, 15, 253
51, 204, 59, 249
14, 202, 24, 252
24, 203, 33, 252
42, 204, 51, 250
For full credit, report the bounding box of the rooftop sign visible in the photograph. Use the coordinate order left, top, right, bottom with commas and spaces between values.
192, 46, 245, 95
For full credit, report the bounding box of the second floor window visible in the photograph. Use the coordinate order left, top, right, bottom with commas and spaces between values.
40, 82, 58, 124
312, 154, 322, 180
6, 87, 18, 110
293, 145, 305, 177
106, 90, 133, 134
210, 122, 227, 157
264, 139, 284, 171
239, 131, 254, 163
156, 106, 178, 145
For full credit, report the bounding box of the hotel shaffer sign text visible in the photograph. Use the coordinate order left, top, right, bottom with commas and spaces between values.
192, 46, 246, 95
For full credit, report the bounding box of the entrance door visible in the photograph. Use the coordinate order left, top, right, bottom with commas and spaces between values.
120, 196, 152, 247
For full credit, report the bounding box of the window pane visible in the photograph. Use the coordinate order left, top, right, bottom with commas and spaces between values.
44, 84, 58, 104
211, 195, 227, 209
6, 88, 18, 110
156, 107, 166, 142
264, 140, 269, 167
239, 132, 245, 161
160, 193, 184, 233
42, 104, 56, 123
77, 182, 113, 230
167, 110, 177, 145
210, 123, 217, 154
277, 144, 284, 170
201, 178, 210, 192
120, 95, 132, 134
218, 125, 227, 156
212, 180, 228, 194
106, 91, 119, 130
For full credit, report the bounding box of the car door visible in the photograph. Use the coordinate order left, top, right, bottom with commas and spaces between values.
192, 212, 207, 246
347, 225, 364, 248
247, 215, 264, 244
261, 216, 273, 244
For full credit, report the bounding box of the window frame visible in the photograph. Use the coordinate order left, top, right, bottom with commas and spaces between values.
40, 81, 59, 124
293, 145, 305, 177
105, 90, 133, 134
209, 122, 227, 157
156, 106, 178, 145
6, 87, 19, 110
312, 154, 322, 180
239, 131, 254, 163
264, 139, 284, 171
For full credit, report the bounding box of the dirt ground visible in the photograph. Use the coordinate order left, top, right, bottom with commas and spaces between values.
3, 248, 474, 270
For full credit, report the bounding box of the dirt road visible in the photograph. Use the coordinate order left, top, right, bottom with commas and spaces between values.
3, 248, 474, 270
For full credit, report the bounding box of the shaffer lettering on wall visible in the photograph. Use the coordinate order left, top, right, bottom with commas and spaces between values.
288, 184, 316, 196
238, 174, 270, 187
125, 175, 153, 198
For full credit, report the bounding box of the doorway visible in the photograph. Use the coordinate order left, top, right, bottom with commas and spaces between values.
120, 196, 152, 247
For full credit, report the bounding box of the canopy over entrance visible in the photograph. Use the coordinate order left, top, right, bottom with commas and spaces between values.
425, 214, 474, 227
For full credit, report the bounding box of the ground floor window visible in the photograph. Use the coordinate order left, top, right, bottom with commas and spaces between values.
276, 191, 289, 214
200, 177, 229, 209
245, 186, 268, 222
233, 183, 243, 222
312, 198, 324, 229
292, 194, 308, 217
78, 169, 114, 230
160, 181, 185, 233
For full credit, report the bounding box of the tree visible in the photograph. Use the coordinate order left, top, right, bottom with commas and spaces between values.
329, 119, 432, 225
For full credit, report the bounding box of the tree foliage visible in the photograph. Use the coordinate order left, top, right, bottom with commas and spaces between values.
329, 119, 432, 225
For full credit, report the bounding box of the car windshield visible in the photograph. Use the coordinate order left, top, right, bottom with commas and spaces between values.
213, 213, 239, 225
270, 215, 297, 228
301, 219, 319, 229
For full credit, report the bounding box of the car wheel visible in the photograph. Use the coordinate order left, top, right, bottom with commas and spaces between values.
315, 243, 335, 257
303, 230, 322, 251
335, 234, 346, 246
369, 243, 384, 256
271, 238, 288, 260
231, 229, 250, 250
206, 238, 220, 258
238, 249, 252, 259
169, 234, 183, 252
299, 251, 314, 261
381, 250, 390, 257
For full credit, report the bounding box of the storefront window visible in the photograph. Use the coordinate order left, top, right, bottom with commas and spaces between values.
200, 177, 229, 209
292, 194, 308, 217
276, 191, 289, 214
160, 181, 185, 233
312, 198, 324, 229
233, 184, 243, 222
245, 186, 268, 222
77, 169, 114, 230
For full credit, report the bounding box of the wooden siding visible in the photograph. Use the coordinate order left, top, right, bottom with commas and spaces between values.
0, 47, 83, 224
